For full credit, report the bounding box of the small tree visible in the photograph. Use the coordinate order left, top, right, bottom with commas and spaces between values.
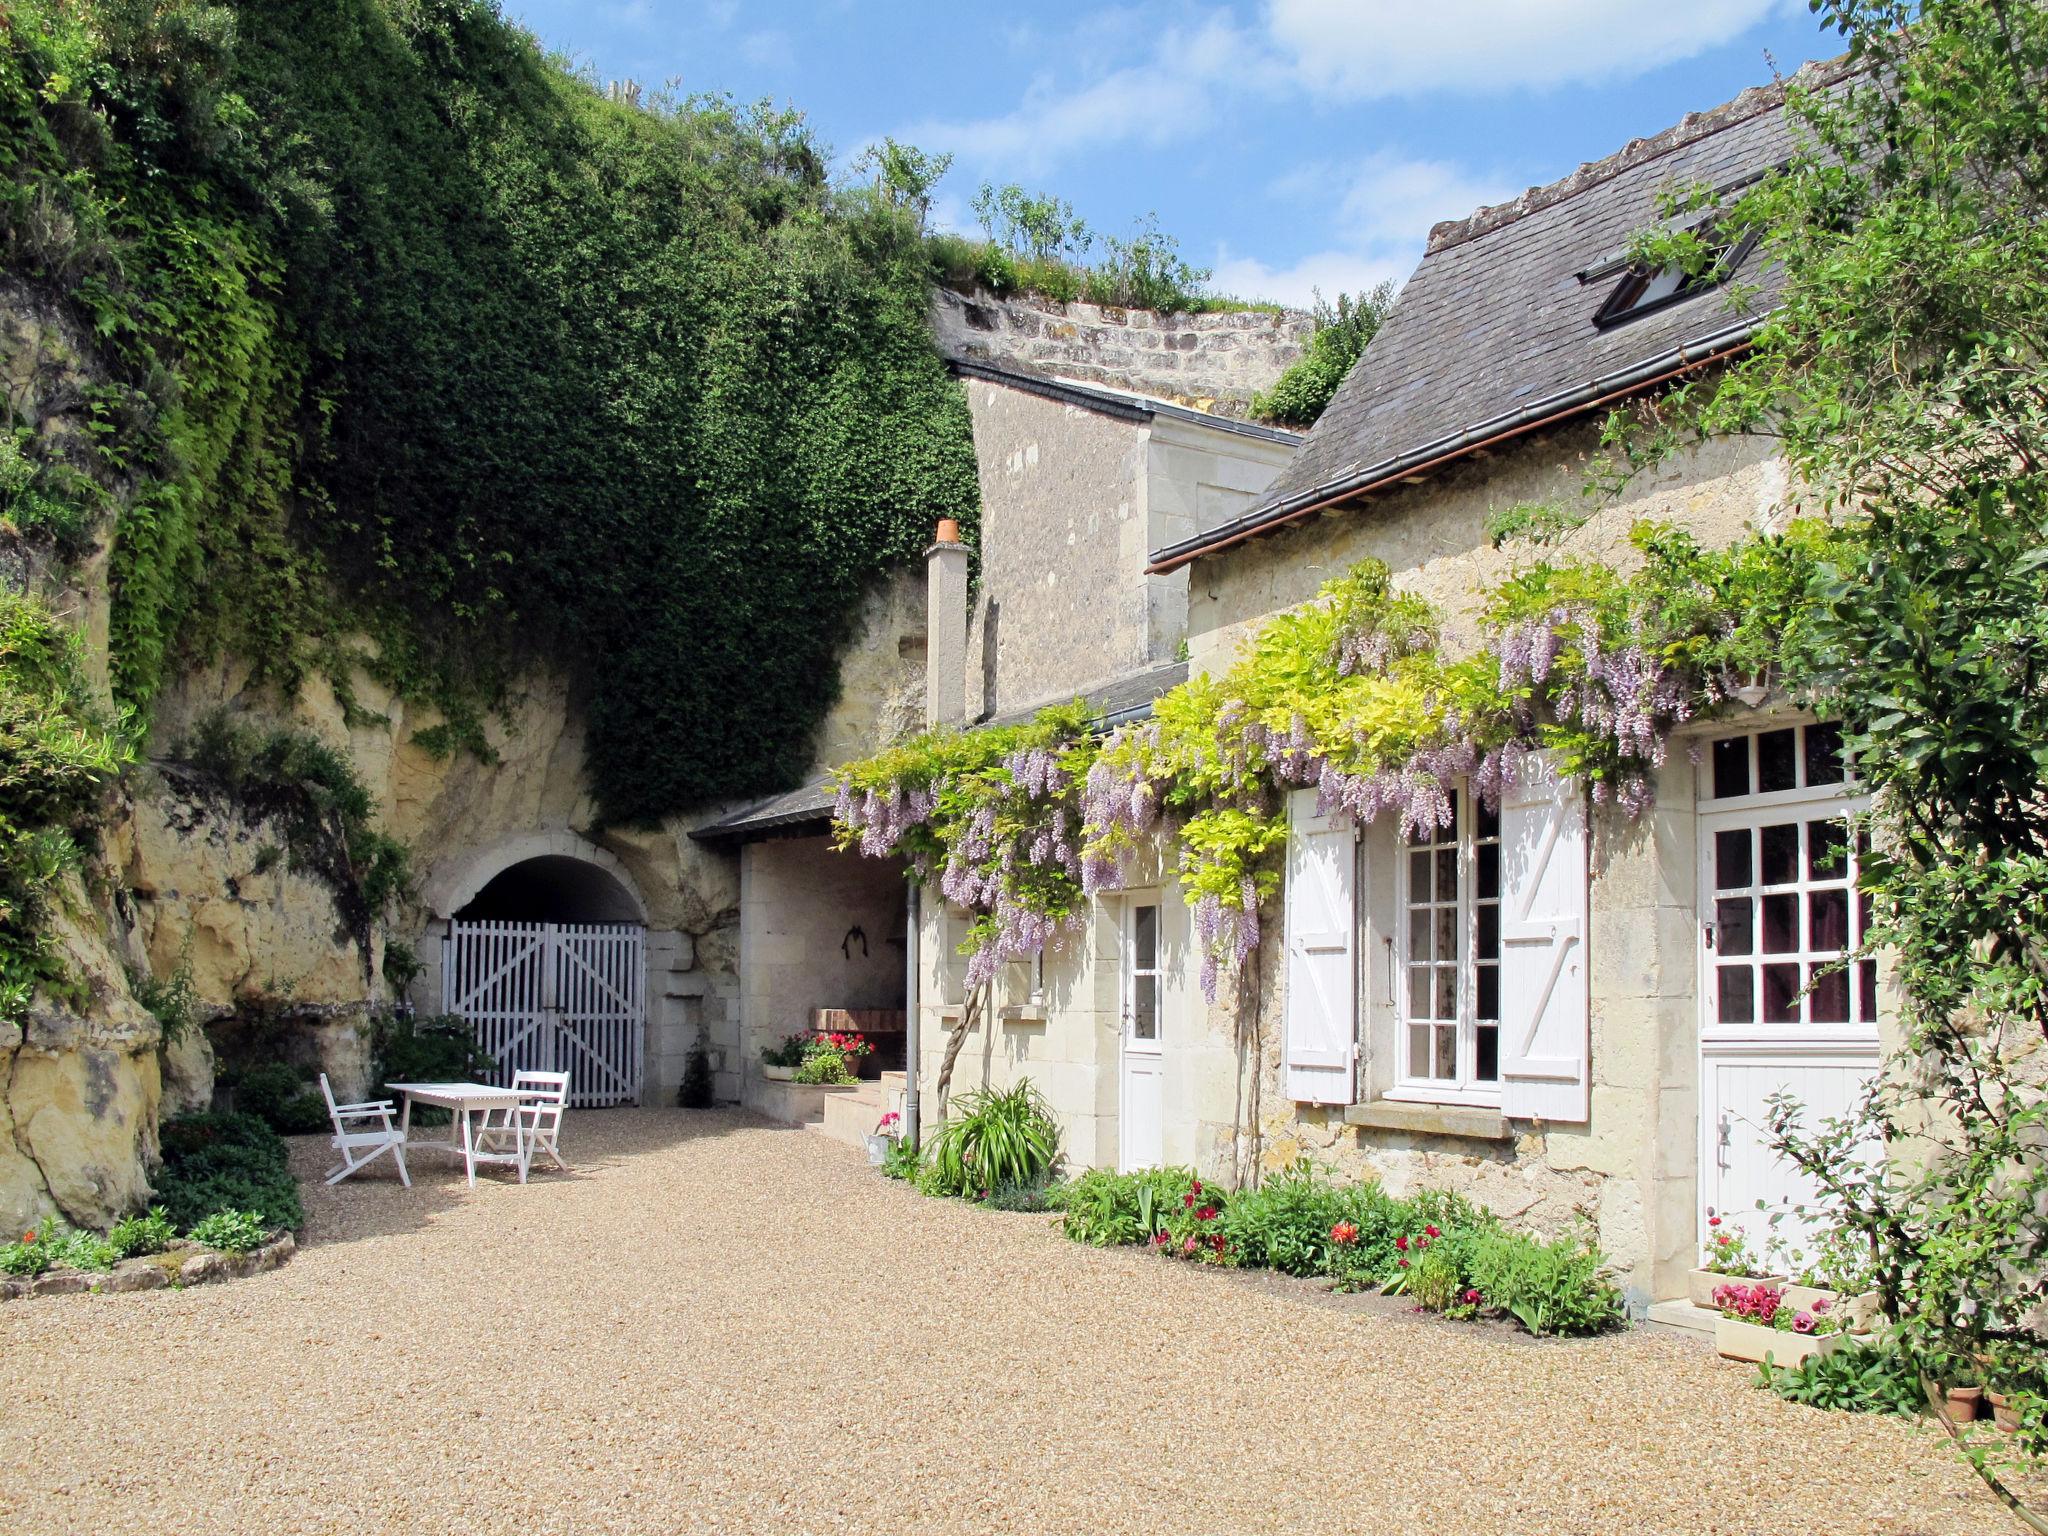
1250, 284, 1397, 427
851, 136, 951, 233
970, 181, 1091, 264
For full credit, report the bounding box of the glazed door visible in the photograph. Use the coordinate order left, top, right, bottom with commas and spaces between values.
1119, 898, 1165, 1172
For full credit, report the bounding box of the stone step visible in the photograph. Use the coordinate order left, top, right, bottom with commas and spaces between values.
1644, 1298, 1717, 1338
810, 1078, 903, 1150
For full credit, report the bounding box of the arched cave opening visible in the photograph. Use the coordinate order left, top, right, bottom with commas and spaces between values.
452, 854, 643, 925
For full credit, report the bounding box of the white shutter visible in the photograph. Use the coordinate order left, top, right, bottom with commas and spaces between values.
1283, 787, 1357, 1105
1499, 752, 1591, 1122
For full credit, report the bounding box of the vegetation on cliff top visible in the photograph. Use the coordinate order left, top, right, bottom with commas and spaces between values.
0, 0, 981, 824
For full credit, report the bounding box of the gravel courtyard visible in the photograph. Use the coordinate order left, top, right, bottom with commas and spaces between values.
0, 1108, 2002, 1535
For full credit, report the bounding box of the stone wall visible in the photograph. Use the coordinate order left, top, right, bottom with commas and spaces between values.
931, 287, 1311, 420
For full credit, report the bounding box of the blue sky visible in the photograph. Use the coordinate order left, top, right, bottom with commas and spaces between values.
502, 1, 1841, 309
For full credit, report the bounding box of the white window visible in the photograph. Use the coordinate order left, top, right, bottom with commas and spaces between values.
1702, 721, 1877, 1034
1394, 787, 1502, 1105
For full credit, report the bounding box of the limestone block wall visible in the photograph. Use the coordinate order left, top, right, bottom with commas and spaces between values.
932, 287, 1311, 419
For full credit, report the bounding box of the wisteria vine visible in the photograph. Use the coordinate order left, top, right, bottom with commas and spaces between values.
833, 519, 1847, 998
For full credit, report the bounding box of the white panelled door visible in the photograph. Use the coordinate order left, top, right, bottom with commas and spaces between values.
1697, 723, 1880, 1256
443, 920, 645, 1108
1119, 897, 1165, 1172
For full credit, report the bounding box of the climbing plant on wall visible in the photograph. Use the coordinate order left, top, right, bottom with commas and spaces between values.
835, 520, 1850, 996
0, 0, 979, 824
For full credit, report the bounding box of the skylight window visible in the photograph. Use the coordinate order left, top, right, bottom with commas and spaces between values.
1592, 229, 1757, 329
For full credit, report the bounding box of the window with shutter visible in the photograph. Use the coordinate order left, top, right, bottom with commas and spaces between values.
1498, 752, 1591, 1122
1283, 788, 1358, 1105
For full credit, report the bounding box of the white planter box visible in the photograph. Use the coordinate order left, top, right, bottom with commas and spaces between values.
761, 1063, 796, 1083
1715, 1314, 1845, 1367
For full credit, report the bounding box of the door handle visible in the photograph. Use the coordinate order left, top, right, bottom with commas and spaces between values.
1716, 1112, 1732, 1172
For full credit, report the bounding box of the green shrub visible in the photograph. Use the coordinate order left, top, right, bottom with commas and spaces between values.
1220, 1161, 1349, 1275
235, 1061, 329, 1136
923, 1082, 1061, 1199
187, 1209, 268, 1253
880, 1136, 922, 1181
154, 1112, 304, 1233
1322, 1180, 1418, 1290
1250, 286, 1395, 427
0, 1231, 53, 1277
372, 1012, 492, 1126
793, 1051, 854, 1085
1757, 1336, 1923, 1416
1461, 1226, 1625, 1337
54, 1229, 118, 1272
108, 1207, 177, 1259
1053, 1166, 1199, 1246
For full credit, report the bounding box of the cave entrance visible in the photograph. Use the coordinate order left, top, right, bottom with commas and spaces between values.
443, 855, 647, 1108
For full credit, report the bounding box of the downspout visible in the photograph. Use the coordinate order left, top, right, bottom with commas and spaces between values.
903, 880, 921, 1150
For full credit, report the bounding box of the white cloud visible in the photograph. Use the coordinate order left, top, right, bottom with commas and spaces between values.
1265, 0, 1793, 98
1216, 151, 1513, 308
739, 29, 794, 71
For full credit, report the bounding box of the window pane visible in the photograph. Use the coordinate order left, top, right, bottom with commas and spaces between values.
1476, 903, 1499, 961
1711, 736, 1750, 798
1409, 849, 1432, 900
1762, 963, 1801, 1023
1856, 893, 1873, 944
1435, 1024, 1458, 1080
1715, 898, 1753, 956
1809, 965, 1849, 1023
1476, 964, 1498, 1022
1760, 823, 1799, 885
1475, 1023, 1499, 1082
1134, 904, 1158, 969
1715, 829, 1752, 890
1434, 965, 1456, 1019
1408, 1023, 1430, 1077
1758, 729, 1797, 793
1859, 959, 1878, 1021
1476, 841, 1499, 899
1475, 801, 1499, 840
1807, 819, 1848, 880
1435, 847, 1458, 899
1435, 908, 1457, 965
1805, 722, 1846, 785
1133, 974, 1158, 1040
1762, 894, 1798, 954
1408, 968, 1432, 1019
1809, 890, 1849, 953
1409, 907, 1430, 960
1718, 966, 1755, 1024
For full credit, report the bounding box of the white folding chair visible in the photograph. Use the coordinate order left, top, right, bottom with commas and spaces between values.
319, 1073, 410, 1187
477, 1070, 570, 1182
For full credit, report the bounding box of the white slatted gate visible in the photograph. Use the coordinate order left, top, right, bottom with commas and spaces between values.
442, 920, 645, 1108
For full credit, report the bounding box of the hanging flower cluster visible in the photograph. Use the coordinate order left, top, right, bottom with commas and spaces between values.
835, 519, 1848, 1000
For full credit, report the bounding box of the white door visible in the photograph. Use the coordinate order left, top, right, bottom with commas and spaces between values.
1119, 897, 1165, 1172
1696, 723, 1880, 1257
443, 919, 646, 1108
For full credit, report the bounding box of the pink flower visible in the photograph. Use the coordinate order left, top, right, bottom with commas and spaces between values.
1182, 1236, 1198, 1256
1791, 1311, 1816, 1335
1812, 1297, 1830, 1313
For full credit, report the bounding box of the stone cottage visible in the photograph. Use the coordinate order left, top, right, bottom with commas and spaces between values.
888, 68, 1885, 1318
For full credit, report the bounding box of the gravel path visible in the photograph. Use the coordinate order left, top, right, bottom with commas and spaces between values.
0, 1108, 2004, 1534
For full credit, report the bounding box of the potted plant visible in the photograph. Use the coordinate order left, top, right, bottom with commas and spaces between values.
1779, 1224, 1882, 1331
865, 1110, 900, 1166
818, 1030, 873, 1080
1711, 1280, 1846, 1366
1689, 1212, 1785, 1307
759, 1033, 809, 1083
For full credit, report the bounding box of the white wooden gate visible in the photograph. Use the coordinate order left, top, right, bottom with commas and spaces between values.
442, 920, 645, 1108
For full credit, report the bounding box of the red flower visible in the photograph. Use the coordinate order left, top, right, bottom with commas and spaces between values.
1191, 1180, 1202, 1197
1330, 1221, 1359, 1246
1209, 1234, 1226, 1253
1196, 1206, 1219, 1222
1182, 1192, 1195, 1209
1463, 1288, 1481, 1305
1152, 1231, 1170, 1247
1395, 1234, 1409, 1251
1425, 1224, 1440, 1239
21, 1230, 35, 1245
1708, 1215, 1722, 1227
1397, 1257, 1409, 1269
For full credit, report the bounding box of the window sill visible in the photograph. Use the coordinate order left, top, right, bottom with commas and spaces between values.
999, 1005, 1047, 1027
1344, 1099, 1512, 1141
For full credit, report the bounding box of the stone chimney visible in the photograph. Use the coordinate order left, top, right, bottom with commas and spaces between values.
924, 518, 968, 729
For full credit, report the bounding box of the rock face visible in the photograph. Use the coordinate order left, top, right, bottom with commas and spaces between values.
930, 286, 1313, 419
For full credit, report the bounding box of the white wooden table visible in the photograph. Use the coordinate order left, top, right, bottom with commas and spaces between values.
387, 1081, 523, 1188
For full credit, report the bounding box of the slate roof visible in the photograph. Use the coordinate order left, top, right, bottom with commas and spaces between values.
691, 659, 1190, 846
951, 360, 1304, 448
1147, 60, 1853, 574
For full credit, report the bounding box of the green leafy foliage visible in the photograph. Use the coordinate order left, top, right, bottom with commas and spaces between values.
1218, 1161, 1350, 1276
921, 1081, 1061, 1199
153, 1111, 304, 1233
0, 1230, 53, 1277
1051, 1166, 1197, 1246
0, 593, 134, 1021
792, 1051, 854, 1086
186, 1208, 268, 1252
3, 0, 981, 826
1460, 1226, 1627, 1338
108, 1207, 177, 1259
232, 1061, 327, 1136
1757, 1337, 1923, 1418
879, 1134, 923, 1182
1250, 285, 1395, 427
369, 1011, 491, 1127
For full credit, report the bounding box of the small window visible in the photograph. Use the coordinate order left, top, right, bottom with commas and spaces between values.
1395, 788, 1501, 1104
1593, 229, 1757, 329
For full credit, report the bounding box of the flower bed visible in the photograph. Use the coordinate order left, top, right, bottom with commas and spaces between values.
0, 1226, 296, 1302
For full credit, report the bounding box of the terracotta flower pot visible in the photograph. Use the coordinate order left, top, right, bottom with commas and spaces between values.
1944, 1385, 1983, 1424
1989, 1390, 2022, 1433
